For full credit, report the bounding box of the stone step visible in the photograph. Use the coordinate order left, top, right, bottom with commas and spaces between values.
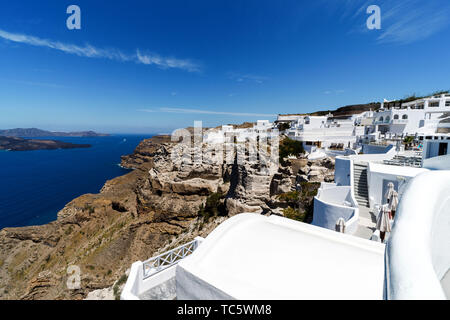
356, 192, 368, 197
355, 193, 368, 198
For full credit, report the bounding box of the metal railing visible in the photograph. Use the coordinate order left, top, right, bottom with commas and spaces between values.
142, 238, 202, 279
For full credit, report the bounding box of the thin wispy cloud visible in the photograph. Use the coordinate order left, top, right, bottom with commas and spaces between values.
324, 0, 450, 44
0, 29, 201, 72
228, 72, 269, 84
1, 78, 68, 89
324, 89, 344, 95
376, 1, 450, 44
138, 107, 276, 117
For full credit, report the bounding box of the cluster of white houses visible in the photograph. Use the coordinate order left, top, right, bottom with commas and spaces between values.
277, 93, 450, 153
120, 94, 450, 300
200, 93, 449, 152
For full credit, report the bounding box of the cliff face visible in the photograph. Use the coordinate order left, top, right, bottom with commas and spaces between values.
0, 135, 209, 299
0, 134, 333, 300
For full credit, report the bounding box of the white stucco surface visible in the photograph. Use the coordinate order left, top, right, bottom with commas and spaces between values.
423, 154, 450, 170
384, 171, 450, 300
367, 163, 428, 210
176, 213, 385, 300
313, 185, 359, 234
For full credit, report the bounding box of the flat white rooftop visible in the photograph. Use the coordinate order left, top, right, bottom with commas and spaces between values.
177, 213, 386, 300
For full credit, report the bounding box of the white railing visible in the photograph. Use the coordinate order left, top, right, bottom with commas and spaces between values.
121, 237, 204, 300
143, 238, 202, 279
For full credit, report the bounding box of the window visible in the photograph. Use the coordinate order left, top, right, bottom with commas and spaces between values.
429, 102, 440, 107
379, 116, 384, 122
385, 116, 390, 122
394, 114, 399, 120
402, 114, 408, 120
446, 100, 450, 107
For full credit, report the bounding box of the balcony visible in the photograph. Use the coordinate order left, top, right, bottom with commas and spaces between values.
391, 119, 408, 124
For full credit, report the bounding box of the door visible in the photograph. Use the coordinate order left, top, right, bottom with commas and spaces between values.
438, 142, 448, 156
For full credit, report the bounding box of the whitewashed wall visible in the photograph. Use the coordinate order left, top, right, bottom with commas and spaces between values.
384, 171, 450, 299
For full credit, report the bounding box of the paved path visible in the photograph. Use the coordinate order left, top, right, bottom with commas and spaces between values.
354, 205, 377, 240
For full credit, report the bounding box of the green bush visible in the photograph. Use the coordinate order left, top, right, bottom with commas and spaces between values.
277, 182, 320, 223
282, 207, 306, 222
198, 192, 226, 220
403, 136, 414, 144
114, 274, 128, 300
277, 191, 300, 203
279, 138, 304, 165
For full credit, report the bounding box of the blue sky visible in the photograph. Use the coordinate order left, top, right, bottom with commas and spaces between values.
1, 0, 450, 134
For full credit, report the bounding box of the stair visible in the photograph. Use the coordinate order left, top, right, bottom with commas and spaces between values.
353, 163, 369, 207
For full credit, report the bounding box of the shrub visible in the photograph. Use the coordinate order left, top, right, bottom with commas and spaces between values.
114, 274, 128, 300
403, 136, 414, 144
282, 207, 306, 222
277, 182, 320, 223
279, 138, 304, 165
277, 191, 300, 203
198, 192, 226, 221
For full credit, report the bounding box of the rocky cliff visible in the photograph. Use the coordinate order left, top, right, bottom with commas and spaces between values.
0, 134, 334, 300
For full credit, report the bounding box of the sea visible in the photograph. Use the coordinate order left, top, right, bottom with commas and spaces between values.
0, 135, 152, 230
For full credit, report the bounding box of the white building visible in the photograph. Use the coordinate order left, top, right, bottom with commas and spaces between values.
286, 113, 367, 152
275, 114, 305, 127
121, 134, 449, 300
364, 94, 450, 141
203, 120, 275, 144
314, 134, 450, 237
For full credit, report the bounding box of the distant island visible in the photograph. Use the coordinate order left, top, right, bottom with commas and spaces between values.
0, 128, 109, 138
0, 136, 91, 151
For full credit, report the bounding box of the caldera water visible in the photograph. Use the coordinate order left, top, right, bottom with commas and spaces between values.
0, 135, 152, 230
